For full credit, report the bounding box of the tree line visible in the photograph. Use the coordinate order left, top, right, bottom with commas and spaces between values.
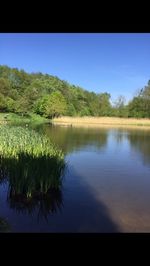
0, 65, 150, 118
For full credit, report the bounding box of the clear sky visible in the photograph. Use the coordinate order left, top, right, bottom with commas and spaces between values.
0, 33, 150, 103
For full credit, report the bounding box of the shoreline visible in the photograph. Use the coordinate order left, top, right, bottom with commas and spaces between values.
52, 116, 150, 129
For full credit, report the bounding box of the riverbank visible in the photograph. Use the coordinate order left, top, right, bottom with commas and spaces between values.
0, 113, 50, 124
52, 116, 150, 128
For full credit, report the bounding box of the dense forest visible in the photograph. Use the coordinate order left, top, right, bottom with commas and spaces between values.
0, 65, 150, 118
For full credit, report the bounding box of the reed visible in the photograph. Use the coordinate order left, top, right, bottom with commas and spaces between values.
52, 116, 150, 127
0, 126, 65, 198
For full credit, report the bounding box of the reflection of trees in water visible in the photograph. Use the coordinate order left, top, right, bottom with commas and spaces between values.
127, 130, 150, 166
111, 130, 129, 144
33, 124, 109, 154
110, 128, 150, 166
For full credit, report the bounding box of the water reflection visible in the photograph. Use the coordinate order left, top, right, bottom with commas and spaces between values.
7, 188, 63, 221
1, 124, 150, 231
127, 130, 150, 166
105, 128, 150, 167
0, 153, 64, 220
33, 123, 109, 154
0, 217, 10, 232
112, 130, 129, 144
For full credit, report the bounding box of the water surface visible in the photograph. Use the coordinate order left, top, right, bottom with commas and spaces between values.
0, 123, 150, 232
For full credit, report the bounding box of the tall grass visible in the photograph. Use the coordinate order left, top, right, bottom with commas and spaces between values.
52, 116, 150, 127
0, 126, 65, 198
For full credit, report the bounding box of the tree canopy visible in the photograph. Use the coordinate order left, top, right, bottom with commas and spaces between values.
0, 65, 150, 118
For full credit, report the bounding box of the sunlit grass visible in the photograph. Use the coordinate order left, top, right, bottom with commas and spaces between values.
52, 116, 150, 127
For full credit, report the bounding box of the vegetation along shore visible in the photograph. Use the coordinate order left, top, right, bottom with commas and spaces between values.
0, 126, 65, 198
0, 65, 150, 124
52, 116, 150, 128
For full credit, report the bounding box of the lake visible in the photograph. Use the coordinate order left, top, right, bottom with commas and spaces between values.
0, 123, 150, 232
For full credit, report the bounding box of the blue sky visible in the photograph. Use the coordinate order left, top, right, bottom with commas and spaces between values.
0, 33, 150, 103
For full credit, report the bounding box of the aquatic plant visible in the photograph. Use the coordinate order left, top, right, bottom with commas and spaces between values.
0, 125, 65, 198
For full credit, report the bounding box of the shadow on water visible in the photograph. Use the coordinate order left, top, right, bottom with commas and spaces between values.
0, 157, 120, 232
0, 124, 124, 231
58, 167, 120, 233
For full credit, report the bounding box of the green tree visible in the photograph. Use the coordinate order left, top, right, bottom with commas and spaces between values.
0, 78, 11, 97
98, 93, 111, 116
128, 82, 150, 118
1, 64, 150, 119
0, 93, 7, 112
45, 91, 67, 118
66, 103, 77, 116
14, 96, 29, 115
6, 97, 16, 112
113, 95, 128, 117
34, 95, 49, 115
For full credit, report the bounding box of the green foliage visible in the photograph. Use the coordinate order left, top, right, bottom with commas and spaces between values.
98, 93, 111, 116
79, 107, 91, 116
34, 95, 49, 115
34, 92, 67, 118
128, 97, 145, 118
45, 91, 67, 118
128, 83, 150, 118
0, 112, 49, 124
6, 97, 16, 112
0, 77, 11, 96
0, 65, 113, 118
66, 103, 77, 116
0, 93, 7, 112
111, 95, 129, 118
0, 64, 150, 118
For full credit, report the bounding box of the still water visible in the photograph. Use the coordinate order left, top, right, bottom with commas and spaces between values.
0, 123, 150, 232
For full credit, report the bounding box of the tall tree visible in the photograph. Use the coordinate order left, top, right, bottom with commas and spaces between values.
45, 91, 67, 118
98, 93, 111, 116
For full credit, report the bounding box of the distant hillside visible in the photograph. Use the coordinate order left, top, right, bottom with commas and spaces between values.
0, 65, 150, 118
0, 65, 112, 117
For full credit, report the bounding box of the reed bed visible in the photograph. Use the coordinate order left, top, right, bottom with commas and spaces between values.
0, 126, 65, 198
52, 116, 150, 127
